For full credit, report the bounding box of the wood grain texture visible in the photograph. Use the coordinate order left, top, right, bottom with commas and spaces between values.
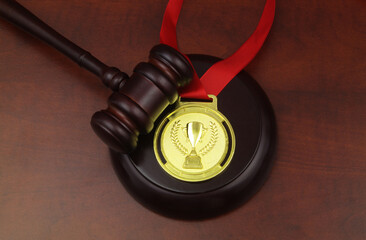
0, 0, 365, 239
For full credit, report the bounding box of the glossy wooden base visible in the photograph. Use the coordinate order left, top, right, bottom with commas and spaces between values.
111, 54, 276, 219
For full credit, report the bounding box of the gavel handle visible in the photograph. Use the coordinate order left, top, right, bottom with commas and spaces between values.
0, 0, 128, 91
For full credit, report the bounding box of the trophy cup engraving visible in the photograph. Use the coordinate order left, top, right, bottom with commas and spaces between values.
183, 122, 204, 169
170, 119, 220, 170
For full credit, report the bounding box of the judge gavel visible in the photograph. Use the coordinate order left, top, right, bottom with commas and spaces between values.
0, 0, 193, 153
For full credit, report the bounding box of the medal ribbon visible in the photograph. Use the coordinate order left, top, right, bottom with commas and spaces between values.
160, 0, 275, 99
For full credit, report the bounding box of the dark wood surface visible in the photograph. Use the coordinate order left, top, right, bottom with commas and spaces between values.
0, 0, 365, 239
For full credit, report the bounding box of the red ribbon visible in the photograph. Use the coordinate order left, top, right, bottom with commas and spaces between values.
160, 0, 275, 99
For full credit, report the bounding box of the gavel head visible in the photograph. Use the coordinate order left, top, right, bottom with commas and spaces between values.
90, 44, 194, 153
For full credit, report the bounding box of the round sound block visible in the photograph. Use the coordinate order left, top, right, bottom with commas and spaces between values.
111, 54, 276, 219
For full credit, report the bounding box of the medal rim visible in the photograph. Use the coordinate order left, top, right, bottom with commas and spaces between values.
153, 98, 236, 182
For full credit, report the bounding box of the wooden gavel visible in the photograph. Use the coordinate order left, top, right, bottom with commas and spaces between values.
0, 0, 194, 153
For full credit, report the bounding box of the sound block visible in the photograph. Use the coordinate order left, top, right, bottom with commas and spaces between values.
111, 54, 276, 219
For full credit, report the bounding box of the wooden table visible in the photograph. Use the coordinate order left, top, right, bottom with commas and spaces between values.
0, 0, 365, 239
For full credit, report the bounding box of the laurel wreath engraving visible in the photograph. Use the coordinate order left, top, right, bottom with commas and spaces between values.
199, 121, 218, 156
171, 120, 189, 155
170, 120, 218, 157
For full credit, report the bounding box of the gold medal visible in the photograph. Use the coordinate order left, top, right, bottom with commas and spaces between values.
154, 95, 235, 182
